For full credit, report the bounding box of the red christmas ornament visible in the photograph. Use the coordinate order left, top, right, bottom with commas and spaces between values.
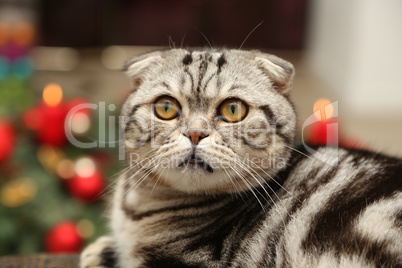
24, 83, 68, 146
45, 222, 82, 253
307, 118, 339, 146
0, 120, 15, 162
24, 82, 90, 147
23, 103, 67, 146
67, 171, 105, 202
307, 99, 339, 146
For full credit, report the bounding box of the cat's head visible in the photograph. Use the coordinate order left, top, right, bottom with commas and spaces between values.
121, 48, 296, 194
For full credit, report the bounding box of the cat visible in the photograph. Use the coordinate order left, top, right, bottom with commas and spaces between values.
80, 48, 402, 268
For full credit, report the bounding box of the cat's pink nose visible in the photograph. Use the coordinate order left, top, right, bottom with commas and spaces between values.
185, 131, 208, 145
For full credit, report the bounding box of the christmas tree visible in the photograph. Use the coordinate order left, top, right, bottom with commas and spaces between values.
0, 18, 118, 256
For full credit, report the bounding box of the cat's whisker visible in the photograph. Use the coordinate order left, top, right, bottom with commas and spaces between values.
114, 155, 159, 199
109, 149, 158, 181
129, 162, 162, 194
180, 29, 189, 48
233, 159, 271, 204
228, 166, 266, 211
233, 159, 290, 223
189, 25, 213, 48
284, 144, 313, 160
115, 145, 182, 203
147, 164, 167, 200
243, 157, 301, 203
236, 158, 293, 222
122, 167, 157, 202
125, 157, 159, 188
102, 153, 160, 213
168, 35, 176, 49
220, 152, 268, 206
99, 151, 159, 199
239, 21, 263, 50
222, 167, 245, 197
223, 167, 253, 206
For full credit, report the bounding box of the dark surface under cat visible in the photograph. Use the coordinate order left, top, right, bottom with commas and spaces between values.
0, 254, 79, 268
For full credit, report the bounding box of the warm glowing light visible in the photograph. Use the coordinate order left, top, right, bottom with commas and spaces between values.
70, 112, 91, 135
12, 21, 35, 46
0, 177, 37, 207
0, 22, 9, 45
313, 98, 334, 121
75, 157, 96, 178
37, 145, 64, 172
56, 159, 75, 179
43, 83, 63, 106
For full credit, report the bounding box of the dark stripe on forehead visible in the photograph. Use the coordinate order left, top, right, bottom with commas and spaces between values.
182, 53, 193, 65
162, 82, 173, 92
184, 67, 195, 92
217, 53, 226, 74
228, 84, 246, 91
201, 74, 215, 93
197, 59, 209, 93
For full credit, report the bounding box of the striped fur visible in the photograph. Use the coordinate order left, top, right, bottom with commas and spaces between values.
80, 49, 402, 268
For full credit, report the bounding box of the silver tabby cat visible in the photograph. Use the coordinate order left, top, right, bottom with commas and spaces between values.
80, 48, 402, 268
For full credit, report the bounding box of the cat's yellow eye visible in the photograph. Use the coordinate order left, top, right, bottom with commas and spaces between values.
218, 98, 248, 123
153, 96, 181, 120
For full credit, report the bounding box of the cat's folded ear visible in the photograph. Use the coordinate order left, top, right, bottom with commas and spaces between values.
255, 53, 295, 94
123, 51, 163, 89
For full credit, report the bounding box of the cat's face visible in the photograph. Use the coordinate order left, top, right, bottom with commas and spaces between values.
121, 49, 296, 194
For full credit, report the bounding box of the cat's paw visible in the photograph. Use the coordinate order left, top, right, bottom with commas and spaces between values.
80, 236, 117, 268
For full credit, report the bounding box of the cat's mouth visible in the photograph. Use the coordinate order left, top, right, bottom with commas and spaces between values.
178, 154, 214, 173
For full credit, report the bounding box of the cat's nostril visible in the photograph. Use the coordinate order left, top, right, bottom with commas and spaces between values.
185, 131, 208, 145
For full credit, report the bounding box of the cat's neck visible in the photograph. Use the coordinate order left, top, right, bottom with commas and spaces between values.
119, 173, 227, 215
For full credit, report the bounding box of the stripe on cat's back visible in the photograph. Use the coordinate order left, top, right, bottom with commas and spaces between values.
141, 248, 202, 268
181, 197, 267, 262
302, 151, 402, 258
284, 152, 348, 224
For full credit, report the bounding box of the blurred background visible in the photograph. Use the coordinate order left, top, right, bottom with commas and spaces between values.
0, 0, 401, 256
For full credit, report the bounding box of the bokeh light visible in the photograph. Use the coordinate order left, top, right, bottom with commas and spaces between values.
43, 83, 63, 106
0, 22, 10, 45
12, 21, 35, 46
75, 157, 96, 178
76, 219, 95, 239
0, 177, 37, 208
313, 98, 334, 121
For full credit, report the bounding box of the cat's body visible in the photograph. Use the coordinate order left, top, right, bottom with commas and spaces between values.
80, 48, 402, 268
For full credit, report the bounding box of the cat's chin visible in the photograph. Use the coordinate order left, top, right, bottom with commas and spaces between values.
160, 167, 235, 194
177, 155, 214, 173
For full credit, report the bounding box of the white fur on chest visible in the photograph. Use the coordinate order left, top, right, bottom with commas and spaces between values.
110, 181, 147, 267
